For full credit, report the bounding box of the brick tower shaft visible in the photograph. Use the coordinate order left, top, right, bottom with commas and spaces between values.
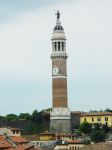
50, 11, 71, 133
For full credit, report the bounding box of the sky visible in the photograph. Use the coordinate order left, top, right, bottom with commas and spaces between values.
0, 0, 112, 115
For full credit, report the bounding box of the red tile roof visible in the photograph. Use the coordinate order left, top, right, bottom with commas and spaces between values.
7, 145, 41, 150
10, 136, 29, 144
67, 140, 84, 144
0, 135, 11, 148
79, 142, 112, 150
8, 127, 22, 131
80, 112, 112, 117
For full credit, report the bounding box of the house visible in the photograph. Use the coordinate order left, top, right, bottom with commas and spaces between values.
0, 127, 22, 136
80, 112, 112, 127
39, 133, 56, 141
54, 140, 85, 150
0, 135, 40, 150
78, 142, 112, 150
6, 145, 41, 150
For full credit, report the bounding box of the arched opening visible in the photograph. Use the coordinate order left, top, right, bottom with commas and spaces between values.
62, 42, 64, 51
58, 42, 60, 51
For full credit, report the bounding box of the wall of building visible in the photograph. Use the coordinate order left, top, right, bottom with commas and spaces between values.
71, 113, 80, 130
80, 115, 112, 127
54, 144, 85, 150
50, 119, 71, 134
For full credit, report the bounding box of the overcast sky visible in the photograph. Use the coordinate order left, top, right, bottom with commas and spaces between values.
0, 0, 112, 115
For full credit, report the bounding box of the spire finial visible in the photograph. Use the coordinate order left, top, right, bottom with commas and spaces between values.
56, 10, 60, 22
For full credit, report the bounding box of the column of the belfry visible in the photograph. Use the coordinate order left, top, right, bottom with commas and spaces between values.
50, 11, 71, 133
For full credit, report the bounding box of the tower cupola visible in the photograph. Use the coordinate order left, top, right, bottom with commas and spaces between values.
51, 11, 66, 55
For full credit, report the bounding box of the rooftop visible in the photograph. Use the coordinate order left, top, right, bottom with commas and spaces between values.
79, 142, 112, 150
0, 135, 11, 149
7, 145, 41, 150
10, 136, 29, 144
80, 112, 112, 117
8, 127, 22, 131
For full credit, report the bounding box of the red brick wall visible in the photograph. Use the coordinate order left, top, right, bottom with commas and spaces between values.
52, 78, 68, 107
52, 58, 67, 75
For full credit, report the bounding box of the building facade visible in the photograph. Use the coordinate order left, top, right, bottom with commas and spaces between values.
80, 112, 112, 127
50, 11, 71, 133
0, 127, 21, 136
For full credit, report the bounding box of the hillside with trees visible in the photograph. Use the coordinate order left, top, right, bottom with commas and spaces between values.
0, 109, 50, 134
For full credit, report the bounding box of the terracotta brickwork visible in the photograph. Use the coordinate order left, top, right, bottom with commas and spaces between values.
52, 58, 67, 75
52, 78, 68, 107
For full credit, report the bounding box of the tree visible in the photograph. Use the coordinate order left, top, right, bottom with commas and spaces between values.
79, 122, 92, 134
102, 124, 111, 133
19, 113, 31, 120
90, 130, 106, 143
37, 111, 43, 123
6, 114, 18, 121
105, 108, 112, 113
94, 123, 101, 130
31, 109, 39, 122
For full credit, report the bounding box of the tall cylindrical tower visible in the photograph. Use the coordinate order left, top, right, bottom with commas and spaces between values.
50, 11, 71, 133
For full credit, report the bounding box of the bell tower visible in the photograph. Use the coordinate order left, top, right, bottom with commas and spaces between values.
50, 11, 71, 133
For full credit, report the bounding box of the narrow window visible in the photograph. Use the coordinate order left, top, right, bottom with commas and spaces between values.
58, 42, 60, 51
62, 42, 64, 51
97, 117, 101, 121
105, 117, 108, 121
92, 118, 94, 122
84, 118, 86, 122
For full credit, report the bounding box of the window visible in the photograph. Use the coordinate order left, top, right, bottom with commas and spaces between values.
92, 118, 94, 122
84, 118, 86, 122
13, 131, 15, 134
58, 42, 60, 51
62, 42, 64, 51
97, 117, 101, 121
105, 117, 108, 121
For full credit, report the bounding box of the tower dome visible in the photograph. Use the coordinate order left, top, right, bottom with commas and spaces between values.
52, 10, 66, 40
53, 22, 64, 31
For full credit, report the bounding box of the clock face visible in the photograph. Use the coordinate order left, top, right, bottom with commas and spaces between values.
53, 66, 59, 75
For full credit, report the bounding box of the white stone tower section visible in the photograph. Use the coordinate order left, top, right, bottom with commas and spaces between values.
50, 11, 71, 133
